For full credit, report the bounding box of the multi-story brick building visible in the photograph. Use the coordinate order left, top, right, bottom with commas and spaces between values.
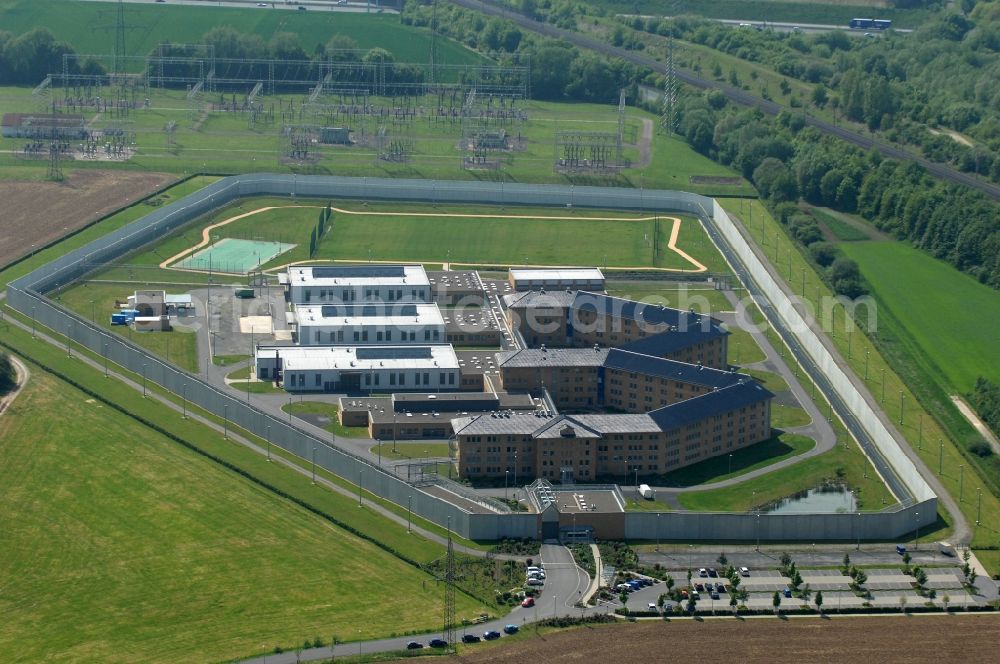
453, 379, 772, 482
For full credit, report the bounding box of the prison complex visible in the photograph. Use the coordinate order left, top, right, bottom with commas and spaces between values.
452, 287, 773, 482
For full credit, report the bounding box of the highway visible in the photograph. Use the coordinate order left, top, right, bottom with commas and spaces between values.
451, 0, 1000, 204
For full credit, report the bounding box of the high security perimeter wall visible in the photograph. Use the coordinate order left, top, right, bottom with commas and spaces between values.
5, 175, 937, 542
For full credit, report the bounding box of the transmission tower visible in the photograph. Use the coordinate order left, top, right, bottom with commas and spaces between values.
443, 517, 456, 649
114, 0, 126, 79
429, 0, 439, 88
661, 37, 679, 132
47, 141, 64, 181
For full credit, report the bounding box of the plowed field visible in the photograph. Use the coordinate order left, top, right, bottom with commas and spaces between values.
452, 615, 1000, 663
0, 170, 174, 267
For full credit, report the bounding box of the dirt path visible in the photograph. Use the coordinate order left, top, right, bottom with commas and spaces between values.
164, 206, 708, 274
0, 354, 29, 419
634, 117, 654, 168
951, 395, 1000, 454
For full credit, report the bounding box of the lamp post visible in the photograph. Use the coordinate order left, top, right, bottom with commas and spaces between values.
311, 446, 317, 484
755, 512, 760, 552
938, 439, 943, 475
182, 382, 187, 418
407, 495, 412, 533
914, 511, 919, 550
505, 470, 510, 502
880, 368, 886, 403
976, 488, 982, 526
959, 464, 964, 502
899, 391, 905, 425
864, 347, 870, 381
728, 453, 733, 475
142, 363, 147, 398
223, 404, 228, 440
856, 511, 861, 551
266, 424, 271, 462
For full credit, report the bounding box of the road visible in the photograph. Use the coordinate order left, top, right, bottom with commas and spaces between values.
450, 0, 1000, 204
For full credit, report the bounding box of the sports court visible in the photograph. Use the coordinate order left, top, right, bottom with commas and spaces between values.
172, 238, 296, 274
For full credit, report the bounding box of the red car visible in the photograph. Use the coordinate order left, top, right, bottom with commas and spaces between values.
521, 597, 535, 608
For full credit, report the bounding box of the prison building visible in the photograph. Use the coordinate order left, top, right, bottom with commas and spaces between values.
505, 290, 728, 368
1, 113, 87, 140
453, 379, 772, 482
293, 303, 445, 345
444, 308, 505, 347
284, 264, 430, 304
254, 344, 460, 393
508, 268, 605, 292
496, 346, 747, 412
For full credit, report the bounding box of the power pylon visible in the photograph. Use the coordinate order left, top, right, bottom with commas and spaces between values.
443, 517, 456, 649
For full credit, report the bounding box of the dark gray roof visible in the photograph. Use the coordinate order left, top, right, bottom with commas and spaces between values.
618, 326, 728, 357
312, 265, 405, 279
572, 291, 718, 331
648, 381, 774, 430
496, 347, 609, 368
504, 289, 576, 309
604, 348, 743, 388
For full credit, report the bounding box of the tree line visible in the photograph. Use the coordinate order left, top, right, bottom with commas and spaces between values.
624, 3, 1000, 185
972, 378, 1000, 439
0, 352, 16, 396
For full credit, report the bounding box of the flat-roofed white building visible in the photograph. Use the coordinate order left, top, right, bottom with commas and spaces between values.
508, 267, 605, 292
294, 302, 446, 345
255, 344, 460, 393
285, 264, 430, 304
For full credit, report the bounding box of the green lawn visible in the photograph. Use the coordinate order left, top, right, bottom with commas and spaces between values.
282, 400, 372, 438
605, 282, 735, 315
372, 443, 452, 461
678, 433, 894, 512
0, 369, 484, 662
839, 242, 1000, 393
54, 282, 200, 372
625, 497, 674, 512
725, 326, 768, 366
743, 368, 789, 393
772, 404, 812, 429
0, 0, 479, 67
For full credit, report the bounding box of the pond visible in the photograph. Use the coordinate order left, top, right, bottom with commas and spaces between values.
767, 487, 857, 514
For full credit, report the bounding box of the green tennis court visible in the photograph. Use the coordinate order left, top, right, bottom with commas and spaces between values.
173, 238, 296, 274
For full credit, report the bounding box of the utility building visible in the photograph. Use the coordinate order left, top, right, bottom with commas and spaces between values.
508, 267, 605, 292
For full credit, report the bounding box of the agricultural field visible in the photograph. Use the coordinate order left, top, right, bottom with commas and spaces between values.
0, 170, 175, 266
452, 616, 1000, 664
839, 242, 1000, 393
0, 0, 475, 67
0, 369, 484, 662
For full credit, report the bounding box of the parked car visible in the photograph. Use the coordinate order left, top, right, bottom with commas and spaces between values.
521, 597, 535, 607
739, 566, 750, 577
710, 591, 720, 600
698, 568, 708, 577
708, 568, 718, 577
429, 638, 448, 648
715, 582, 726, 593
483, 630, 501, 641
503, 624, 519, 634
783, 587, 792, 598
692, 589, 700, 599
680, 589, 689, 599
896, 544, 907, 555
462, 634, 481, 644
406, 641, 423, 650
647, 602, 658, 611
526, 578, 544, 586
695, 582, 705, 592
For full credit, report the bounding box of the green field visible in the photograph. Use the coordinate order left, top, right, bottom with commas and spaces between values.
85, 197, 733, 281
654, 433, 815, 489
840, 242, 1000, 392
807, 207, 874, 242
604, 282, 735, 314
0, 0, 477, 66
0, 369, 484, 662
725, 326, 768, 366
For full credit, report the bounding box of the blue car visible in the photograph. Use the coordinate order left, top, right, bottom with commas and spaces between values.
503, 624, 519, 634
783, 587, 792, 598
